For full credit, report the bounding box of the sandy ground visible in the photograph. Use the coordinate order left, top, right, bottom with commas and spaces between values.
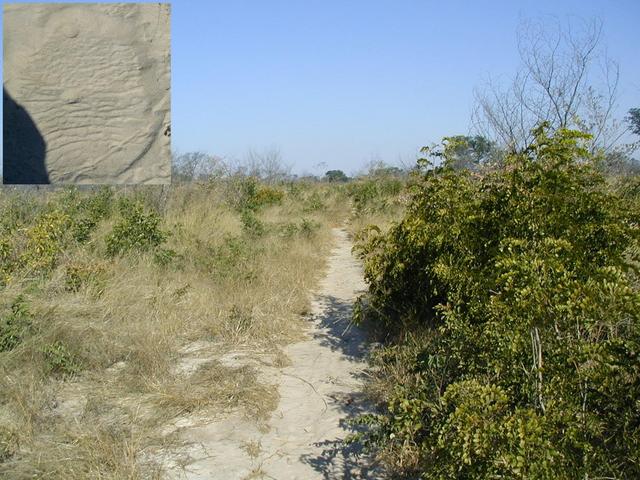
164, 228, 379, 479
3, 3, 170, 184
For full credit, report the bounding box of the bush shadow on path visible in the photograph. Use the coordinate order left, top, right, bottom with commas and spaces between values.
301, 293, 384, 479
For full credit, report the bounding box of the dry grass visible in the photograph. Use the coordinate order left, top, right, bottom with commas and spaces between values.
343, 177, 409, 240
0, 180, 348, 478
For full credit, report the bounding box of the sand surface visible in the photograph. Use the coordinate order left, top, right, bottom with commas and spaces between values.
3, 3, 170, 184
164, 228, 379, 479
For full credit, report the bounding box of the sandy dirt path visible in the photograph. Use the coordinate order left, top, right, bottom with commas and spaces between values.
169, 228, 377, 479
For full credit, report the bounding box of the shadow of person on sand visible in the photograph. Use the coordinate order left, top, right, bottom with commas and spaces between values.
301, 294, 386, 478
3, 87, 49, 184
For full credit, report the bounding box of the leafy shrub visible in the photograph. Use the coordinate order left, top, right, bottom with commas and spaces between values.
71, 217, 96, 243
54, 187, 113, 244
153, 247, 179, 267
70, 187, 114, 243
232, 177, 285, 212
240, 209, 266, 237
254, 185, 284, 206
299, 218, 320, 237
20, 210, 72, 271
347, 176, 403, 214
302, 191, 326, 212
211, 235, 260, 281
105, 200, 167, 257
0, 193, 43, 235
285, 180, 305, 199
0, 189, 113, 284
41, 341, 81, 377
352, 125, 640, 478
277, 219, 319, 238
0, 296, 31, 352
84, 186, 114, 219
0, 237, 15, 285
278, 222, 300, 238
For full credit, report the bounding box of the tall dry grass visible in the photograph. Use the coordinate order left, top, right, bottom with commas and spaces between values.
343, 175, 408, 239
0, 179, 347, 478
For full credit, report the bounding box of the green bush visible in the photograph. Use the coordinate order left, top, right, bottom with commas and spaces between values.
278, 222, 300, 238
153, 247, 179, 267
0, 237, 15, 285
240, 209, 266, 237
105, 200, 167, 257
352, 125, 640, 478
211, 235, 261, 281
0, 296, 31, 352
53, 187, 113, 244
347, 176, 403, 214
285, 180, 306, 199
0, 188, 113, 282
41, 341, 81, 377
20, 210, 72, 271
254, 184, 284, 207
0, 193, 43, 236
232, 177, 285, 212
277, 218, 319, 239
302, 191, 326, 212
299, 218, 319, 237
70, 187, 114, 243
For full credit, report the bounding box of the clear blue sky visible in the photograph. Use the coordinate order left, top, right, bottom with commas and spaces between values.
170, 0, 639, 175
2, 1, 639, 175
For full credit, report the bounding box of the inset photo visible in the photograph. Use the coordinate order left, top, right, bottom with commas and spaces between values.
3, 3, 171, 184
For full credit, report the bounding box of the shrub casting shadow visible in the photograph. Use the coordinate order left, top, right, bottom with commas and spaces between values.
3, 87, 49, 184
300, 294, 384, 478
310, 295, 370, 362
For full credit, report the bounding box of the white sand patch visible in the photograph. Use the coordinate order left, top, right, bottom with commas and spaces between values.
3, 3, 170, 184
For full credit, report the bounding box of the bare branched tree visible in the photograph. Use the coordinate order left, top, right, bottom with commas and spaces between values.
473, 17, 628, 153
172, 146, 293, 183
243, 146, 292, 183
172, 151, 227, 181
628, 108, 640, 136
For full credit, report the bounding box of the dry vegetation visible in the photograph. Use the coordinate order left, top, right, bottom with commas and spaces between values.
350, 130, 640, 478
0, 178, 347, 478
344, 171, 408, 239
